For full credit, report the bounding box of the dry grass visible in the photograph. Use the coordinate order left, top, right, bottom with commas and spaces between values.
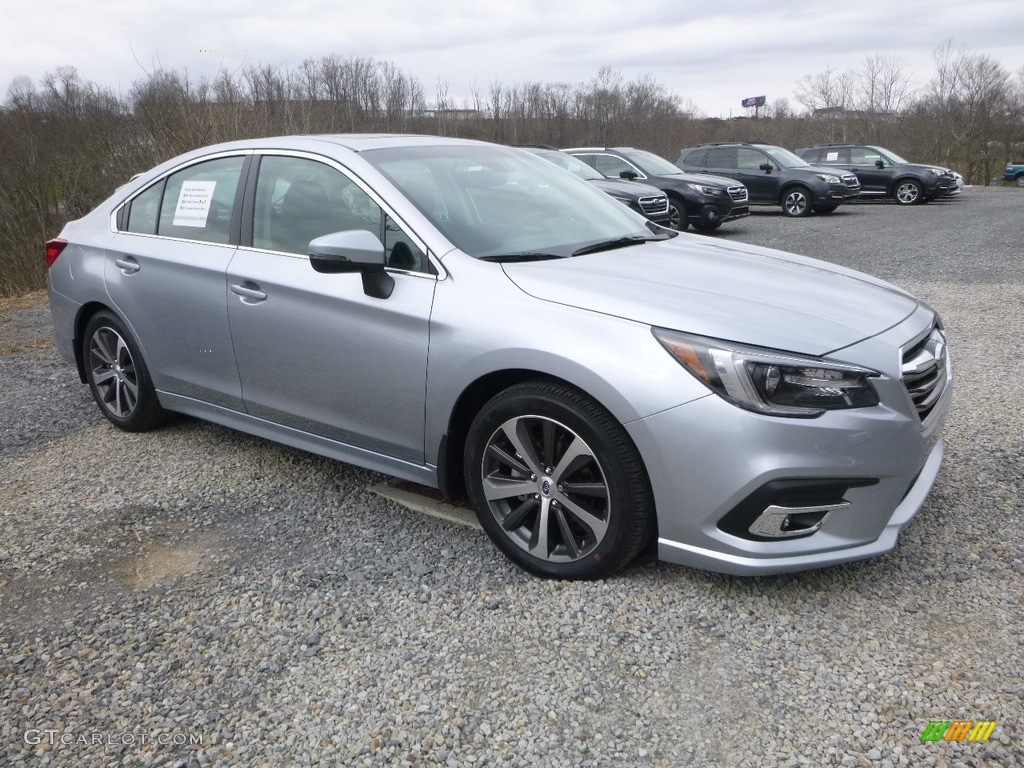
0, 289, 52, 355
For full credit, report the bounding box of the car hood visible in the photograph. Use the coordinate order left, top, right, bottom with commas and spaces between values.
589, 178, 664, 198
896, 162, 952, 174
659, 171, 743, 188
502, 237, 918, 356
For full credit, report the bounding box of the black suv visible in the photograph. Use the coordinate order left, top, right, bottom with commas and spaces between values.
519, 147, 674, 227
677, 142, 861, 217
796, 144, 957, 205
562, 147, 749, 232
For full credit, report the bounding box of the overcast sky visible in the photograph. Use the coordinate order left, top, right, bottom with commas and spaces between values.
4, 0, 1023, 117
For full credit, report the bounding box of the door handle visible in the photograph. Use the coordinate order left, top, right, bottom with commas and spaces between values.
230, 283, 268, 303
114, 257, 140, 274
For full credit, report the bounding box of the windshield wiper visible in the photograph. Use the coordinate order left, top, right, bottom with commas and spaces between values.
572, 235, 658, 257
478, 252, 565, 263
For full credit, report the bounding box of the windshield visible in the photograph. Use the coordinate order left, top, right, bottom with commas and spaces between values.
762, 147, 811, 169
870, 146, 908, 164
622, 149, 683, 176
524, 149, 604, 181
364, 145, 660, 259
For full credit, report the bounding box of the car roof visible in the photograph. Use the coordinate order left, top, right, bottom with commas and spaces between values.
562, 147, 638, 153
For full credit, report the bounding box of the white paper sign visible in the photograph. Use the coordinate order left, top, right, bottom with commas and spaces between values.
826, 151, 839, 162
172, 181, 217, 227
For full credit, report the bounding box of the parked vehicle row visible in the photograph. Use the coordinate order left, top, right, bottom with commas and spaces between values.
525, 142, 964, 231
46, 134, 952, 581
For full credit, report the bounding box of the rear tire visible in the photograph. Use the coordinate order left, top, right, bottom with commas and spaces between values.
464, 381, 653, 580
668, 201, 688, 231
83, 311, 168, 432
1015, 175, 1024, 188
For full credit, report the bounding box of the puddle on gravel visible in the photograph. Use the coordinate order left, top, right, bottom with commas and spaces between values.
115, 537, 222, 588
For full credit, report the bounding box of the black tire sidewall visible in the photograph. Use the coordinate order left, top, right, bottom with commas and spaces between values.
82, 311, 166, 432
464, 382, 650, 579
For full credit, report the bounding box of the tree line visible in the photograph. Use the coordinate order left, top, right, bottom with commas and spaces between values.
1, 45, 1022, 296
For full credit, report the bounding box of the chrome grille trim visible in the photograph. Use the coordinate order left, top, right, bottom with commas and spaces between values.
727, 186, 748, 202
638, 195, 669, 215
901, 325, 948, 422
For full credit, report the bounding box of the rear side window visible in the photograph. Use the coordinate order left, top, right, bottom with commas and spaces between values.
126, 181, 164, 235
156, 156, 245, 244
705, 147, 735, 168
681, 149, 705, 165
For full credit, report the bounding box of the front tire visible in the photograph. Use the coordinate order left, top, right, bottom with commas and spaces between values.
667, 201, 688, 231
781, 186, 812, 217
83, 311, 168, 431
1015, 175, 1024, 188
464, 381, 653, 579
894, 179, 923, 205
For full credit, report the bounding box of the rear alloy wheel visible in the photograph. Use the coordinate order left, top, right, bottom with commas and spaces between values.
83, 311, 168, 431
464, 382, 652, 579
894, 179, 923, 205
781, 186, 812, 217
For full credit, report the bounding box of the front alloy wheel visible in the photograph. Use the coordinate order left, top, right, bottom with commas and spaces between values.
465, 382, 652, 579
781, 187, 812, 217
894, 179, 923, 205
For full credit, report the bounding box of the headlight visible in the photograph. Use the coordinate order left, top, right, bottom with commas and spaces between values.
815, 173, 841, 184
924, 168, 943, 175
686, 183, 724, 196
653, 328, 880, 417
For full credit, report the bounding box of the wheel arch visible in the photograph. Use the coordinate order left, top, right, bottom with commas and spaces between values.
888, 175, 922, 194
436, 367, 655, 517
778, 181, 814, 206
73, 301, 117, 383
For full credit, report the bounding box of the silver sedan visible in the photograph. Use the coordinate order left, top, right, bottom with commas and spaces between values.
46, 135, 952, 579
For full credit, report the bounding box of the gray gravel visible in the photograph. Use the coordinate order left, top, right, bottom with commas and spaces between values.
2, 187, 1022, 767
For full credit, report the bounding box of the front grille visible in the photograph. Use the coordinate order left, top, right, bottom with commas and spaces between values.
841, 173, 860, 189
901, 325, 948, 422
638, 195, 669, 215
727, 186, 748, 202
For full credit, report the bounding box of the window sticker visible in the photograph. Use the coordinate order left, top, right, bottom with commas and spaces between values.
173, 181, 217, 227
826, 152, 839, 162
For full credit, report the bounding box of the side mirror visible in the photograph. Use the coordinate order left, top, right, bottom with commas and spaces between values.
308, 230, 394, 299
759, 163, 773, 174
875, 159, 885, 169
619, 169, 639, 180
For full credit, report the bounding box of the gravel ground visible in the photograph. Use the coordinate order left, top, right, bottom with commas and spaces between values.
1, 188, 1022, 767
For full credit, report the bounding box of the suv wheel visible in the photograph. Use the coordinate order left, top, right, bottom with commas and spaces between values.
894, 179, 923, 205
781, 186, 812, 217
464, 381, 653, 580
1016, 175, 1024, 188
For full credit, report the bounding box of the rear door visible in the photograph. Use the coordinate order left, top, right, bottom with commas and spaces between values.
106, 153, 249, 410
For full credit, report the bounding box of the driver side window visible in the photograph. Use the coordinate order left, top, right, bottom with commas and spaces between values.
252, 155, 428, 272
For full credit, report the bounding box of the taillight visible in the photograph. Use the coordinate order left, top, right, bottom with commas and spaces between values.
45, 238, 67, 268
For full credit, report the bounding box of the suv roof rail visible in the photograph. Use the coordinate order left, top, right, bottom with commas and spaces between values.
513, 143, 559, 150
694, 141, 762, 147
805, 143, 851, 148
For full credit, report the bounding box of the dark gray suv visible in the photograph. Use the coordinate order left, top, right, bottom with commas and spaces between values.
796, 144, 957, 205
677, 142, 861, 217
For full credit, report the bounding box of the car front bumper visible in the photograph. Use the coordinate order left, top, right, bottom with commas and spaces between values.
626, 311, 951, 575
